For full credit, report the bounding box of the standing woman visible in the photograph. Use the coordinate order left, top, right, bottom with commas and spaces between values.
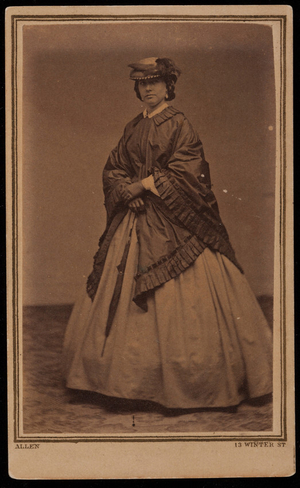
63, 57, 272, 409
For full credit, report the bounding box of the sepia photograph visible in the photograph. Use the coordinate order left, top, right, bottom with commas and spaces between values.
6, 5, 294, 479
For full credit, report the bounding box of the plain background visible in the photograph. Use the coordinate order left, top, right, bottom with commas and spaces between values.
22, 22, 276, 305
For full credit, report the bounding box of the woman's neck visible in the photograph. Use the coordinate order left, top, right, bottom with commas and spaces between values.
145, 99, 168, 115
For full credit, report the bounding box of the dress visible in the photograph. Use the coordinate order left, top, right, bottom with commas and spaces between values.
62, 104, 272, 409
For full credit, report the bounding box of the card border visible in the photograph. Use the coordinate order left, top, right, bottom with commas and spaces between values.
7, 11, 290, 445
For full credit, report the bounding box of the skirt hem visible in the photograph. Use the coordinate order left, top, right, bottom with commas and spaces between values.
65, 381, 272, 410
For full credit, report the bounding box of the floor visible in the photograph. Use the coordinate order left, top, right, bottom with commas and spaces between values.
22, 297, 273, 435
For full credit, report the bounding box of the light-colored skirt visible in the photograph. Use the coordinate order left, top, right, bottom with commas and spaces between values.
63, 212, 272, 409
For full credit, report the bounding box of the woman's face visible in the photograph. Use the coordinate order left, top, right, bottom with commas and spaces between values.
138, 78, 167, 112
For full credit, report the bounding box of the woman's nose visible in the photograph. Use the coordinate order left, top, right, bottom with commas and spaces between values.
145, 84, 152, 91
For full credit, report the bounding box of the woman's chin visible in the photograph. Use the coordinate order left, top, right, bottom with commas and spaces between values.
144, 98, 157, 106
144, 99, 166, 111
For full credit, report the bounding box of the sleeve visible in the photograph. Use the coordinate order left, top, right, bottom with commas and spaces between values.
152, 117, 234, 248
102, 131, 134, 220
153, 118, 218, 212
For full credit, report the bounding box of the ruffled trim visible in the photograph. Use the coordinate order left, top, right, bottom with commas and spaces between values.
86, 209, 128, 301
153, 168, 243, 274
133, 234, 206, 309
152, 106, 183, 126
104, 183, 130, 222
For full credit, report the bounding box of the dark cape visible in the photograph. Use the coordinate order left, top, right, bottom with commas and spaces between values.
86, 106, 242, 309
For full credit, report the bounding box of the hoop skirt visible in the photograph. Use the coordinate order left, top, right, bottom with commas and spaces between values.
63, 211, 273, 409
63, 105, 272, 409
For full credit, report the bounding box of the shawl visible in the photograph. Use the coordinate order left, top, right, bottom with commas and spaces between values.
87, 106, 242, 310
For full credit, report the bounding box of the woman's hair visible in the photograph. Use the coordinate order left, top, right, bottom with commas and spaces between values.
134, 77, 177, 101
133, 58, 180, 102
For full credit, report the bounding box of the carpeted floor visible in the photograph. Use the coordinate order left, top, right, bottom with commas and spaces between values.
22, 297, 273, 435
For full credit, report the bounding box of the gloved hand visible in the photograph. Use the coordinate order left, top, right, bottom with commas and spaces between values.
128, 197, 145, 213
120, 181, 144, 204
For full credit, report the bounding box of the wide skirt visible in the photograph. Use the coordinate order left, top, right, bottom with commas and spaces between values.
63, 212, 273, 409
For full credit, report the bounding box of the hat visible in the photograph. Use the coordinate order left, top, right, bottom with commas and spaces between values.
128, 57, 181, 82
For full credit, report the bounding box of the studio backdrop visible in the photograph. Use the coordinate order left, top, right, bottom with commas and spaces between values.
22, 22, 275, 305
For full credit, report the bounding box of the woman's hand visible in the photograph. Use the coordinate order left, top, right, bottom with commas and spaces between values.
120, 181, 144, 204
128, 197, 145, 213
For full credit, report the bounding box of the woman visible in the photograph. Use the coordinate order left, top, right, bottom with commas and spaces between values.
63, 57, 272, 410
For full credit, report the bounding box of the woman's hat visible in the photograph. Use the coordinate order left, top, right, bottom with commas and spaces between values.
128, 57, 181, 82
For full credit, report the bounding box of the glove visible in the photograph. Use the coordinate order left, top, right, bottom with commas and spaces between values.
141, 174, 160, 197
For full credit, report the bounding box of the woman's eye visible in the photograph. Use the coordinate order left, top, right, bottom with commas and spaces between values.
140, 80, 156, 87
